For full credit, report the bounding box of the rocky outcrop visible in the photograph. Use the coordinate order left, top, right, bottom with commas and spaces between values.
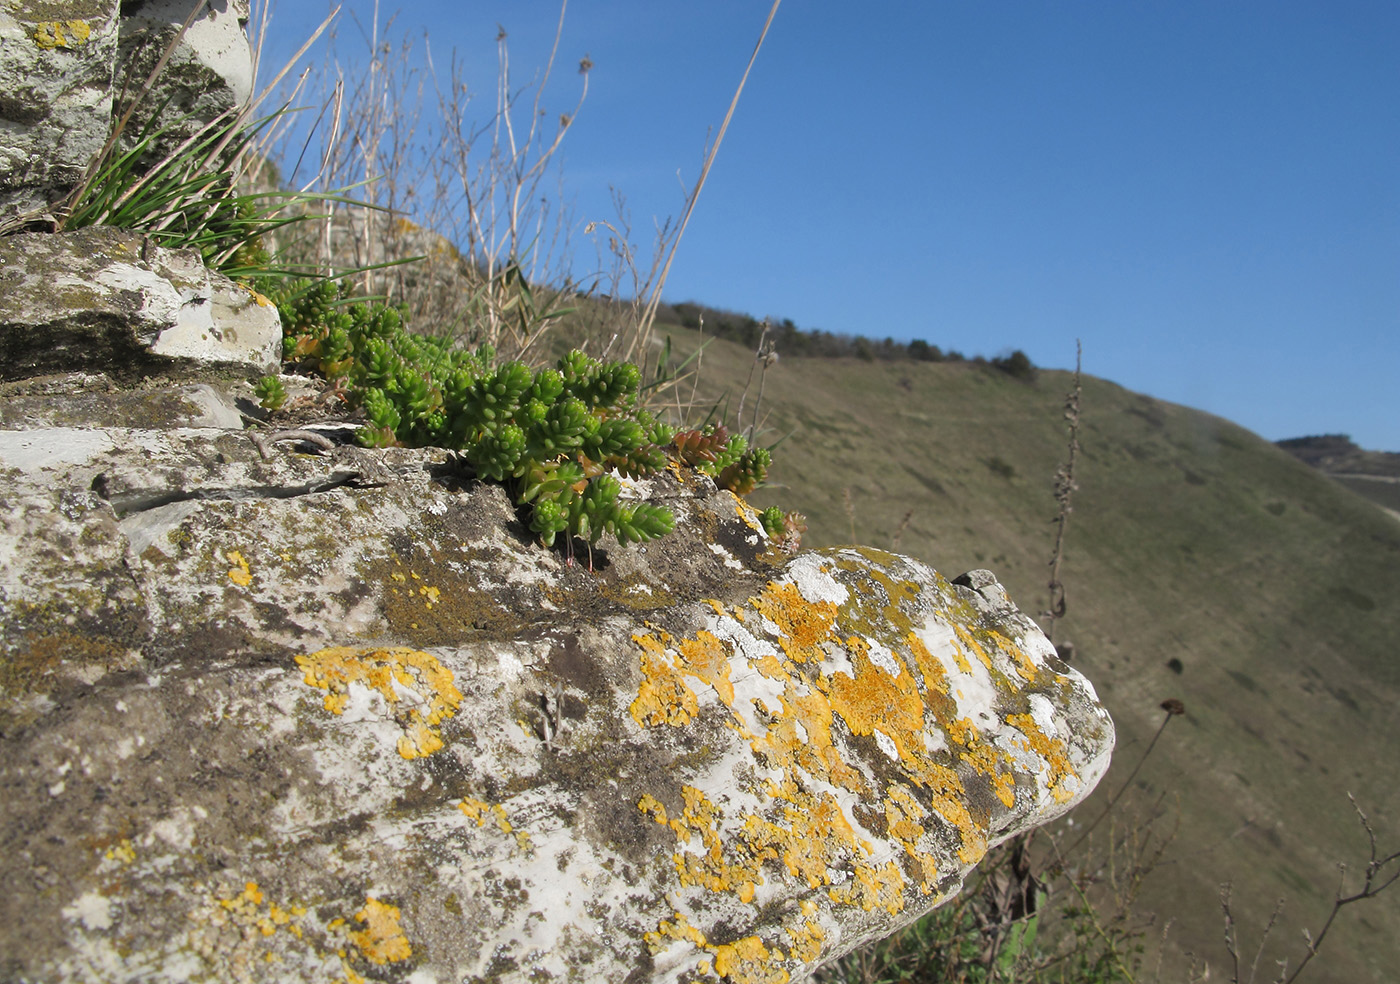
0, 347, 1114, 982
0, 0, 252, 227
0, 227, 280, 380
0, 12, 1113, 966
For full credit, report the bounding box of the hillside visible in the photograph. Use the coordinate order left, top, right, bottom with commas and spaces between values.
651, 324, 1400, 982
1278, 434, 1400, 518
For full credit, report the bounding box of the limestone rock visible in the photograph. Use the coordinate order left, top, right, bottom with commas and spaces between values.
0, 373, 1114, 983
116, 0, 254, 153
0, 0, 252, 227
0, 0, 122, 224
0, 227, 281, 380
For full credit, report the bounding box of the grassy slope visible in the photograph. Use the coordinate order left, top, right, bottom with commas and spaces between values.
654, 325, 1400, 982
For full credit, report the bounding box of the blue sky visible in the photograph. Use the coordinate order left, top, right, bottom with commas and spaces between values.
259, 1, 1400, 450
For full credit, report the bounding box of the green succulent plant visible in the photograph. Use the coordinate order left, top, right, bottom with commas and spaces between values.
255, 279, 796, 558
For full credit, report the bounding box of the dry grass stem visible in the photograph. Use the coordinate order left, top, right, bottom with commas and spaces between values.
1042, 338, 1083, 642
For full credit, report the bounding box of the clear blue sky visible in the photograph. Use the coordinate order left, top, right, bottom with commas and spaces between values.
259, 1, 1400, 450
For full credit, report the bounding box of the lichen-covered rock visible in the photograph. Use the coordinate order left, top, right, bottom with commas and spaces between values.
115, 0, 254, 154
0, 0, 252, 227
0, 372, 1114, 983
0, 228, 281, 380
0, 0, 122, 224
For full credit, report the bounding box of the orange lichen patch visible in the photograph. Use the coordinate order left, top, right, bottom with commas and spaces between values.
1006, 713, 1077, 804
991, 769, 1018, 809
645, 910, 710, 952
670, 787, 760, 894
713, 935, 789, 984
951, 623, 995, 673
784, 903, 825, 963
750, 582, 838, 664
905, 631, 957, 700
458, 796, 510, 832
651, 780, 884, 911
837, 562, 921, 639
458, 797, 533, 853
727, 490, 767, 534
884, 785, 938, 892
220, 881, 264, 911
645, 912, 793, 984
987, 630, 1041, 683
677, 630, 737, 705
751, 682, 865, 794
206, 881, 310, 946
763, 790, 868, 887
752, 653, 790, 682
907, 759, 986, 866
294, 646, 463, 759
961, 737, 1017, 809
348, 897, 412, 965
31, 19, 91, 49
225, 549, 253, 586
630, 633, 700, 727
638, 793, 669, 825
820, 644, 925, 762
104, 839, 136, 865
828, 859, 906, 914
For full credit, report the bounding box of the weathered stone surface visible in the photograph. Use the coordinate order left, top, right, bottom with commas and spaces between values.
0, 0, 122, 224
0, 374, 1114, 983
116, 0, 253, 151
0, 0, 252, 227
0, 227, 281, 380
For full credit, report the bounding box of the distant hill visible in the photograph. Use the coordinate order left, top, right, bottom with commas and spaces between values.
1278, 434, 1400, 517
647, 323, 1400, 983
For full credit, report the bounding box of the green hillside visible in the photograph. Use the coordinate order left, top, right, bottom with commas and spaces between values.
655, 325, 1400, 982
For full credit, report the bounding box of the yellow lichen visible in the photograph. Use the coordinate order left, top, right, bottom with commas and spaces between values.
713, 935, 788, 984
828, 859, 906, 914
629, 551, 1083, 939
197, 881, 310, 956
820, 641, 924, 763
629, 632, 699, 727
1006, 713, 1077, 804
676, 630, 737, 705
458, 796, 533, 853
750, 582, 838, 664
784, 902, 825, 963
951, 623, 995, 672
990, 630, 1042, 683
104, 839, 136, 865
638, 793, 669, 825
646, 912, 794, 984
348, 897, 412, 965
883, 785, 939, 892
31, 20, 91, 49
727, 490, 767, 534
225, 549, 252, 586
295, 647, 463, 759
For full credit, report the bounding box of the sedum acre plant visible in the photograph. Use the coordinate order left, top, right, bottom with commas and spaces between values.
258, 279, 790, 555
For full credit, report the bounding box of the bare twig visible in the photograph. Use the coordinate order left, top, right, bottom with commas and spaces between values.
1216, 794, 1399, 984
1276, 795, 1400, 984
842, 488, 856, 545
891, 509, 914, 551
1042, 339, 1082, 642
733, 319, 774, 439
